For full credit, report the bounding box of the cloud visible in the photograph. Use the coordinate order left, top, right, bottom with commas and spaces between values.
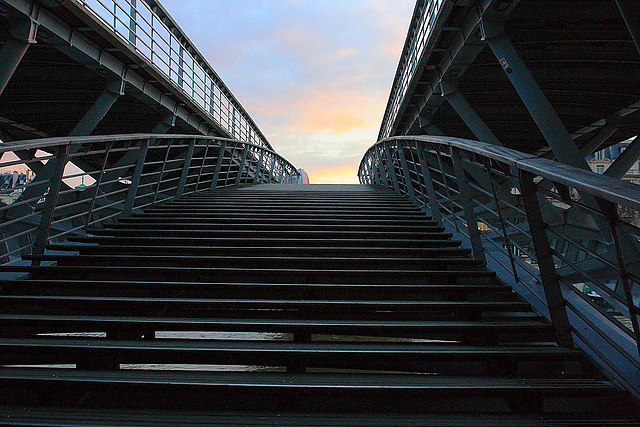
161, 0, 415, 183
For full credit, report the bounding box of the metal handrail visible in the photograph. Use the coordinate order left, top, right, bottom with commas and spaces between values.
72, 0, 271, 149
358, 135, 640, 398
0, 134, 299, 267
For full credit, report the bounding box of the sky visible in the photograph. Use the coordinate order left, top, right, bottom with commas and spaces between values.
162, 0, 414, 183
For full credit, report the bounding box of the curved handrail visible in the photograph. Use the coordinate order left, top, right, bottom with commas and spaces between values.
359, 136, 640, 210
358, 135, 640, 398
0, 134, 299, 269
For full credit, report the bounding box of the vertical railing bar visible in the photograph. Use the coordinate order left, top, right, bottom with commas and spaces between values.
451, 147, 486, 265
84, 142, 113, 230
416, 143, 442, 224
384, 143, 401, 192
32, 145, 69, 260
193, 139, 210, 194
601, 200, 640, 355
518, 169, 574, 347
397, 145, 417, 203
176, 138, 196, 198
434, 145, 459, 232
210, 141, 227, 190
152, 139, 174, 205
123, 139, 150, 216
253, 149, 264, 184
376, 146, 389, 187
235, 144, 250, 186
482, 158, 520, 282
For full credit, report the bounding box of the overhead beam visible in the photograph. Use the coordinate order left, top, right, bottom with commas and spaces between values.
0, 15, 38, 97
441, 81, 502, 146
604, 136, 640, 179
69, 79, 124, 136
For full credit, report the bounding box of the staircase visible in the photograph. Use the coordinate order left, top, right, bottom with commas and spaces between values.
0, 184, 637, 425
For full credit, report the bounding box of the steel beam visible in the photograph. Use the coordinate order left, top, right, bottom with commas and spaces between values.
123, 140, 150, 216
0, 16, 38, 97
416, 146, 442, 224
176, 139, 196, 198
397, 147, 417, 203
604, 136, 640, 179
441, 81, 502, 146
69, 80, 124, 136
384, 146, 400, 193
32, 145, 68, 258
578, 119, 620, 157
451, 148, 486, 264
152, 113, 177, 134
418, 113, 445, 136
483, 24, 586, 170
235, 145, 249, 186
519, 170, 573, 347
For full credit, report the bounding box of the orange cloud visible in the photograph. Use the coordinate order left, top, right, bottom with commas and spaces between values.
306, 163, 361, 184
292, 90, 381, 134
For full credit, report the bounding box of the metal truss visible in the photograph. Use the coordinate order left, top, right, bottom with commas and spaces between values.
359, 135, 640, 398
0, 134, 299, 265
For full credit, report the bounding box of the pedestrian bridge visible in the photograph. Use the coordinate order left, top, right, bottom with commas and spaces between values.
0, 0, 638, 424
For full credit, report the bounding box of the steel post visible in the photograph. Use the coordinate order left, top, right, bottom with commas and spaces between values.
375, 146, 389, 187
397, 146, 417, 202
235, 144, 250, 186
210, 141, 227, 190
70, 80, 124, 136
384, 145, 401, 193
451, 148, 486, 264
85, 142, 112, 229
176, 139, 196, 198
604, 136, 640, 179
123, 139, 150, 216
152, 139, 173, 204
194, 140, 210, 193
442, 82, 502, 146
253, 150, 264, 184
416, 145, 442, 224
32, 145, 68, 257
519, 170, 573, 347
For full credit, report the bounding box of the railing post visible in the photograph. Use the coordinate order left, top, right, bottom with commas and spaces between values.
253, 150, 264, 184
397, 146, 417, 202
416, 145, 442, 224
518, 170, 573, 347
277, 161, 285, 183
176, 139, 196, 198
85, 142, 113, 229
194, 140, 210, 193
268, 155, 276, 183
235, 144, 249, 186
32, 145, 68, 257
375, 146, 389, 187
384, 144, 400, 193
451, 148, 486, 265
152, 139, 173, 205
210, 141, 227, 190
600, 200, 640, 352
123, 139, 149, 216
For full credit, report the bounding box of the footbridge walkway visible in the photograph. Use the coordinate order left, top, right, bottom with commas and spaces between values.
0, 0, 638, 424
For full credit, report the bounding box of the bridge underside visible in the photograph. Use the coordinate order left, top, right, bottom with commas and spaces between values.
397, 0, 640, 156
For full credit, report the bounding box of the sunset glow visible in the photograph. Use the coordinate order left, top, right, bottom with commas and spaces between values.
162, 0, 414, 183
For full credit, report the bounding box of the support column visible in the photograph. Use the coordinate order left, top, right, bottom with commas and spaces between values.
70, 79, 125, 136
578, 118, 621, 157
519, 170, 573, 347
483, 21, 587, 170
604, 136, 640, 179
176, 139, 196, 198
418, 113, 445, 136
210, 142, 227, 189
0, 16, 38, 97
152, 113, 177, 134
441, 81, 502, 146
235, 145, 250, 186
123, 140, 150, 216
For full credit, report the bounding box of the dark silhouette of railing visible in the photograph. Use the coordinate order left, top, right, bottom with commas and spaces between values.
358, 135, 640, 397
0, 134, 299, 265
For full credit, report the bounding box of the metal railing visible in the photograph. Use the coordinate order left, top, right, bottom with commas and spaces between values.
0, 134, 298, 265
359, 135, 640, 397
75, 0, 271, 148
378, 0, 446, 141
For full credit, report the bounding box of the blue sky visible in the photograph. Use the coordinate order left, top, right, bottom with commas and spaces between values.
162, 0, 414, 183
